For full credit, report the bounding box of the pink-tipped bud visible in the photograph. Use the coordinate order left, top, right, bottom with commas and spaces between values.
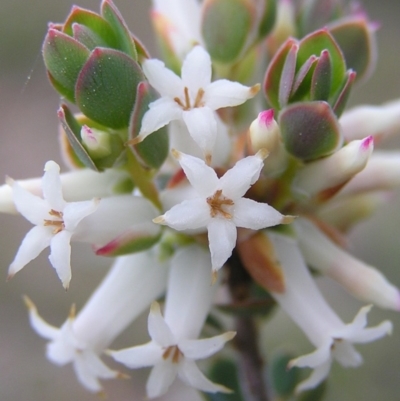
81, 125, 112, 158
293, 137, 374, 200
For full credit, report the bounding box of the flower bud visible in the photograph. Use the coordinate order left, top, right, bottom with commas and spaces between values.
81, 125, 112, 158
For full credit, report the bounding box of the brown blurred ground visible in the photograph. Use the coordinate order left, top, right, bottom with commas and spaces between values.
0, 1, 400, 400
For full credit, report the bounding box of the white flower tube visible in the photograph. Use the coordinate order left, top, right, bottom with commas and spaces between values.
340, 99, 400, 142
0, 167, 129, 214
25, 250, 169, 393
294, 218, 400, 310
110, 245, 235, 398
266, 231, 392, 393
293, 137, 373, 199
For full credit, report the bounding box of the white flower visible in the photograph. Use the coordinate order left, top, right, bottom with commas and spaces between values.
134, 45, 260, 162
25, 250, 169, 393
154, 150, 293, 272
266, 232, 392, 393
8, 161, 99, 288
110, 245, 235, 398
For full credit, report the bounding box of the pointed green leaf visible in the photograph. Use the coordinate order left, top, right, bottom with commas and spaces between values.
279, 101, 342, 160
43, 29, 90, 102
258, 0, 277, 39
279, 43, 298, 108
75, 47, 144, 129
311, 49, 332, 101
57, 104, 98, 170
297, 29, 346, 98
264, 38, 298, 110
62, 6, 118, 48
101, 0, 137, 60
72, 23, 110, 50
129, 82, 169, 169
291, 54, 318, 96
202, 0, 252, 64
332, 69, 357, 117
330, 17, 377, 82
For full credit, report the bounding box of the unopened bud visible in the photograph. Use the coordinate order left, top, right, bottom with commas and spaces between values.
81, 125, 112, 158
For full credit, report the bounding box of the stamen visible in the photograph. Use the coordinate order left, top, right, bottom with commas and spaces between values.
207, 189, 234, 219
43, 209, 65, 234
162, 345, 183, 364
184, 87, 191, 109
194, 88, 205, 108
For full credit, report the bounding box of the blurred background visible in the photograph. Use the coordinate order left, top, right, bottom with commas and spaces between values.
0, 1, 399, 400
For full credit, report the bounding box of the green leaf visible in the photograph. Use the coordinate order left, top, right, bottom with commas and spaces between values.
279, 43, 298, 108
101, 0, 137, 60
279, 101, 342, 160
296, 381, 327, 401
329, 17, 376, 82
75, 47, 144, 129
62, 6, 118, 48
296, 29, 346, 99
43, 29, 90, 102
311, 50, 332, 101
72, 23, 110, 50
291, 54, 318, 97
258, 0, 277, 39
270, 351, 300, 397
332, 69, 356, 117
202, 0, 252, 64
264, 38, 298, 110
129, 82, 169, 169
57, 104, 98, 170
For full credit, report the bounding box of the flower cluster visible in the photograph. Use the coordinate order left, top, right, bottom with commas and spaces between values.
2, 0, 400, 399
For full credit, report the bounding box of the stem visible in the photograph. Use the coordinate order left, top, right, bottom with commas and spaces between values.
228, 251, 271, 401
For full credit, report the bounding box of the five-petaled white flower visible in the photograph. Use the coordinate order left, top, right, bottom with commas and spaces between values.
154, 150, 293, 272
7, 161, 99, 288
134, 45, 260, 163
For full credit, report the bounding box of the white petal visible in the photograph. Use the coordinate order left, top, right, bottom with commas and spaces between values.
233, 198, 285, 229
181, 46, 212, 92
8, 226, 53, 277
47, 340, 74, 365
142, 58, 184, 97
179, 359, 231, 393
219, 154, 264, 199
42, 161, 66, 211
295, 358, 332, 393
49, 230, 72, 288
207, 218, 237, 271
290, 342, 332, 369
11, 181, 49, 225
73, 354, 109, 393
175, 151, 219, 196
148, 302, 176, 347
333, 341, 362, 367
182, 107, 217, 156
139, 97, 183, 137
180, 331, 235, 359
63, 199, 99, 232
147, 360, 179, 398
110, 341, 163, 369
342, 320, 393, 344
204, 79, 258, 110
164, 246, 215, 341
26, 299, 59, 340
161, 199, 210, 230
82, 351, 119, 379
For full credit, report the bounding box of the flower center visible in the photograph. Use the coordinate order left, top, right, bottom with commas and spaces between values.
207, 189, 234, 219
162, 345, 183, 364
174, 87, 205, 110
43, 209, 65, 234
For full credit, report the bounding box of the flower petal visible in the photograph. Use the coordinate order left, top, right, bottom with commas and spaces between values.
110, 341, 163, 369
8, 226, 53, 277
42, 161, 67, 211
219, 153, 264, 199
294, 357, 332, 393
182, 107, 217, 157
10, 181, 49, 225
139, 97, 183, 139
146, 360, 179, 398
148, 302, 176, 346
63, 199, 99, 231
174, 150, 219, 196
233, 198, 285, 229
178, 359, 231, 393
180, 331, 236, 359
160, 198, 210, 230
333, 341, 362, 367
204, 80, 259, 110
207, 218, 237, 271
73, 354, 107, 393
142, 58, 184, 98
49, 230, 72, 289
181, 46, 212, 92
